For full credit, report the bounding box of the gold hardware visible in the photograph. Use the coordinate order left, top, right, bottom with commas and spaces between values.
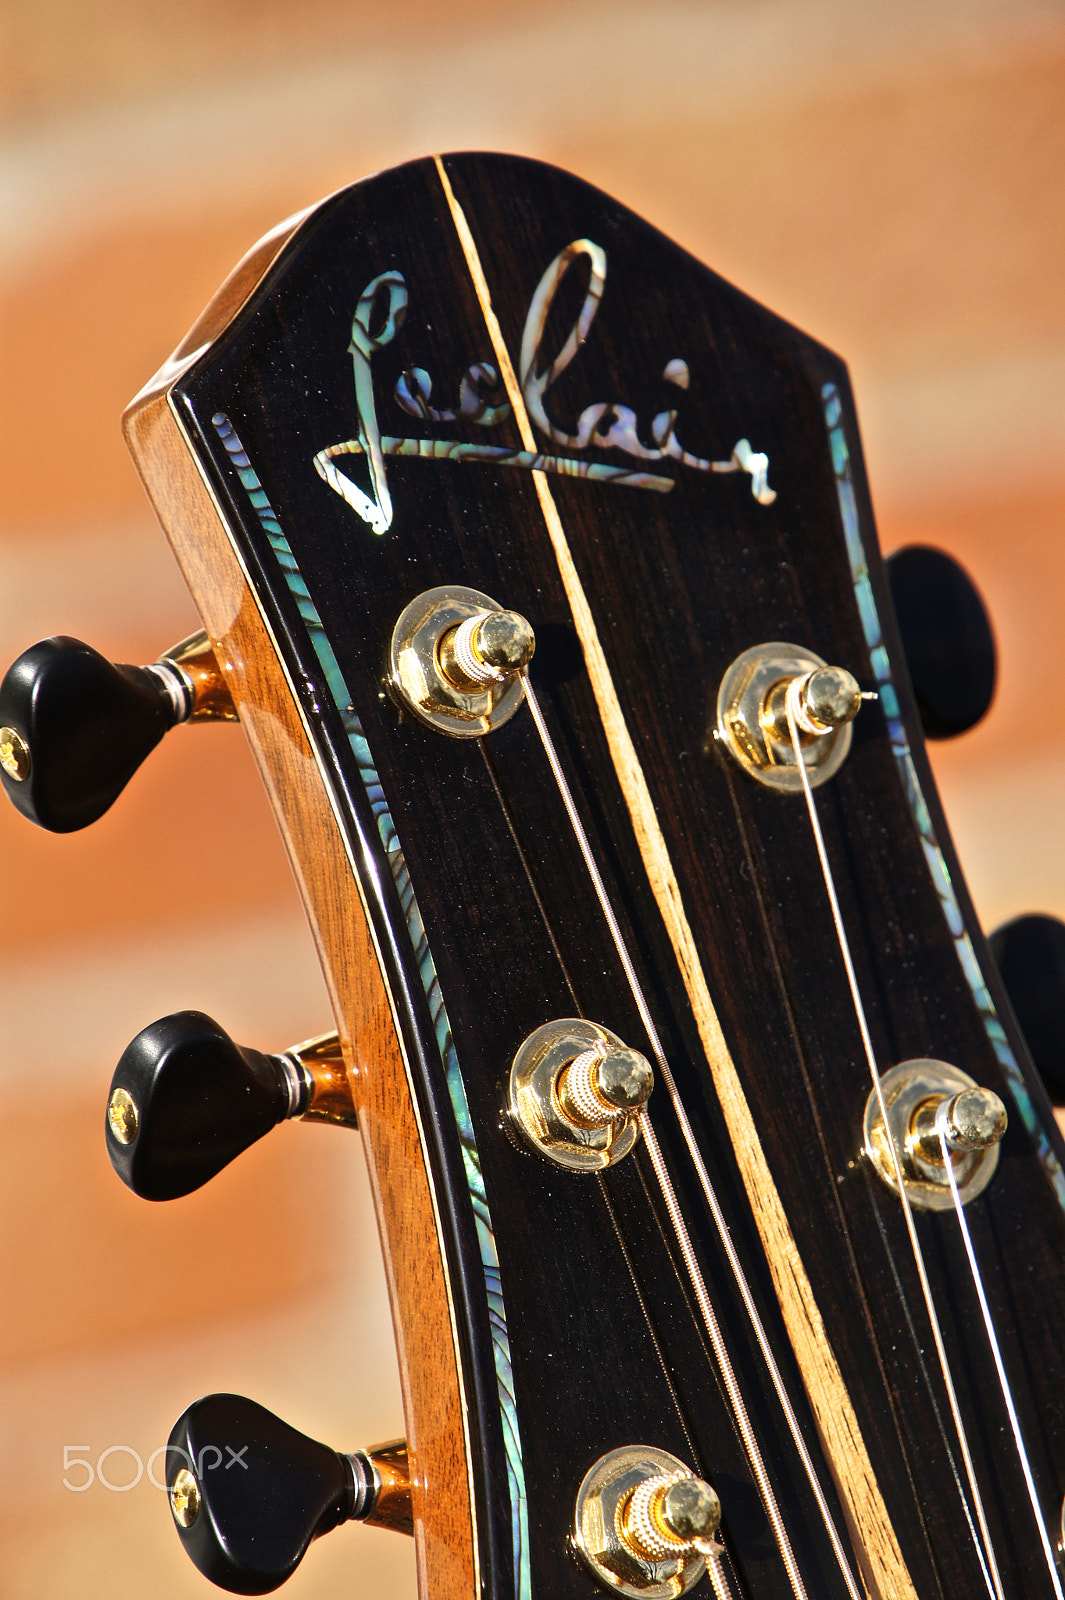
760, 665, 862, 742
107, 1087, 139, 1145
170, 1467, 201, 1528
363, 1439, 414, 1536
621, 1473, 721, 1562
160, 630, 238, 722
0, 726, 30, 782
438, 609, 535, 692
715, 643, 862, 791
556, 1046, 654, 1128
864, 1060, 1006, 1210
389, 586, 532, 737
574, 1446, 719, 1598
285, 1032, 358, 1127
508, 1020, 652, 1170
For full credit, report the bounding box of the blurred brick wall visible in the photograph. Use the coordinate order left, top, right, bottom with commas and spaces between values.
2, 2, 1063, 1595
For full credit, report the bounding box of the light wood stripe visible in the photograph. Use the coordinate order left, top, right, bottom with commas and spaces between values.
436, 154, 916, 1600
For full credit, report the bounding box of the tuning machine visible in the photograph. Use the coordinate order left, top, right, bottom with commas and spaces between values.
105, 1012, 355, 1200
0, 629, 235, 831
388, 585, 535, 736
989, 914, 1065, 1107
885, 545, 996, 739
863, 1060, 1007, 1209
574, 1445, 723, 1599
508, 1019, 654, 1170
715, 643, 865, 791
165, 1393, 411, 1594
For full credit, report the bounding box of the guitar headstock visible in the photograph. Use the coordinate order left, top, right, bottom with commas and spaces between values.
7, 153, 1065, 1600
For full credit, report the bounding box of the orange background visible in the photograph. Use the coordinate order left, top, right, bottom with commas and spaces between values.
2, 2, 1064, 1595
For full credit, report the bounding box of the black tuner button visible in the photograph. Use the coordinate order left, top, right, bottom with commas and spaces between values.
989, 915, 1065, 1106
0, 629, 235, 832
166, 1394, 411, 1595
886, 545, 996, 739
105, 1012, 354, 1201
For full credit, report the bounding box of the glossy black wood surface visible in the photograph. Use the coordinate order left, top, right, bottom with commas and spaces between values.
173, 155, 1065, 1600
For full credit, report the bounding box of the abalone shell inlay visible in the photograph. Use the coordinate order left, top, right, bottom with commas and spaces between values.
211, 410, 531, 1600
822, 382, 1065, 1208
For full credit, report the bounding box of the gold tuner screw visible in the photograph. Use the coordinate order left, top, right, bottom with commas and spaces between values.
0, 726, 30, 782
171, 1468, 201, 1528
107, 1087, 139, 1145
620, 1473, 722, 1562
439, 609, 536, 691
557, 1046, 654, 1129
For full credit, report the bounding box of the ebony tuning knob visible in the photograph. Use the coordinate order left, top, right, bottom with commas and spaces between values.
989, 914, 1065, 1106
166, 1394, 411, 1595
106, 1011, 354, 1201
0, 629, 235, 832
886, 545, 996, 739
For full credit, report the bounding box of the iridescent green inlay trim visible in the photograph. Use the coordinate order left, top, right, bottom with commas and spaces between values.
822, 382, 1065, 1209
211, 410, 531, 1600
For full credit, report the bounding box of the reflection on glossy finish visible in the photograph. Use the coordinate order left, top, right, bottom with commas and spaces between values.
364, 1439, 415, 1536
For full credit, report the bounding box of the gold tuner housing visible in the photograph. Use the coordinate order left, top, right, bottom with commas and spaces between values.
715, 643, 864, 791
154, 630, 239, 723
574, 1446, 721, 1599
864, 1060, 1007, 1210
389, 585, 534, 737
508, 1019, 653, 1170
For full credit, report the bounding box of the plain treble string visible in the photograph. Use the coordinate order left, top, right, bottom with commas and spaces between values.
522, 673, 864, 1600
937, 1116, 1065, 1600
785, 682, 1003, 1600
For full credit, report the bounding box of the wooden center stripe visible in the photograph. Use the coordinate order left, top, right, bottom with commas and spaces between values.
434, 153, 916, 1600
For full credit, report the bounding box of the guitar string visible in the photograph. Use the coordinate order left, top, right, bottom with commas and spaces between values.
522, 675, 864, 1600
867, 1193, 990, 1585
434, 156, 908, 1595
937, 1117, 1065, 1598
481, 744, 709, 1480
784, 688, 1003, 1600
487, 701, 741, 1599
722, 750, 991, 1583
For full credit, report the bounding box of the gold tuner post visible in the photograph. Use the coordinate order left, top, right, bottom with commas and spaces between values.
508, 1019, 653, 1170
715, 642, 867, 791
864, 1061, 1007, 1210
389, 585, 534, 737
574, 1445, 724, 1599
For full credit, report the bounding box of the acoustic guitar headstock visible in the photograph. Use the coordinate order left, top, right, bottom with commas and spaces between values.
4, 153, 1065, 1600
